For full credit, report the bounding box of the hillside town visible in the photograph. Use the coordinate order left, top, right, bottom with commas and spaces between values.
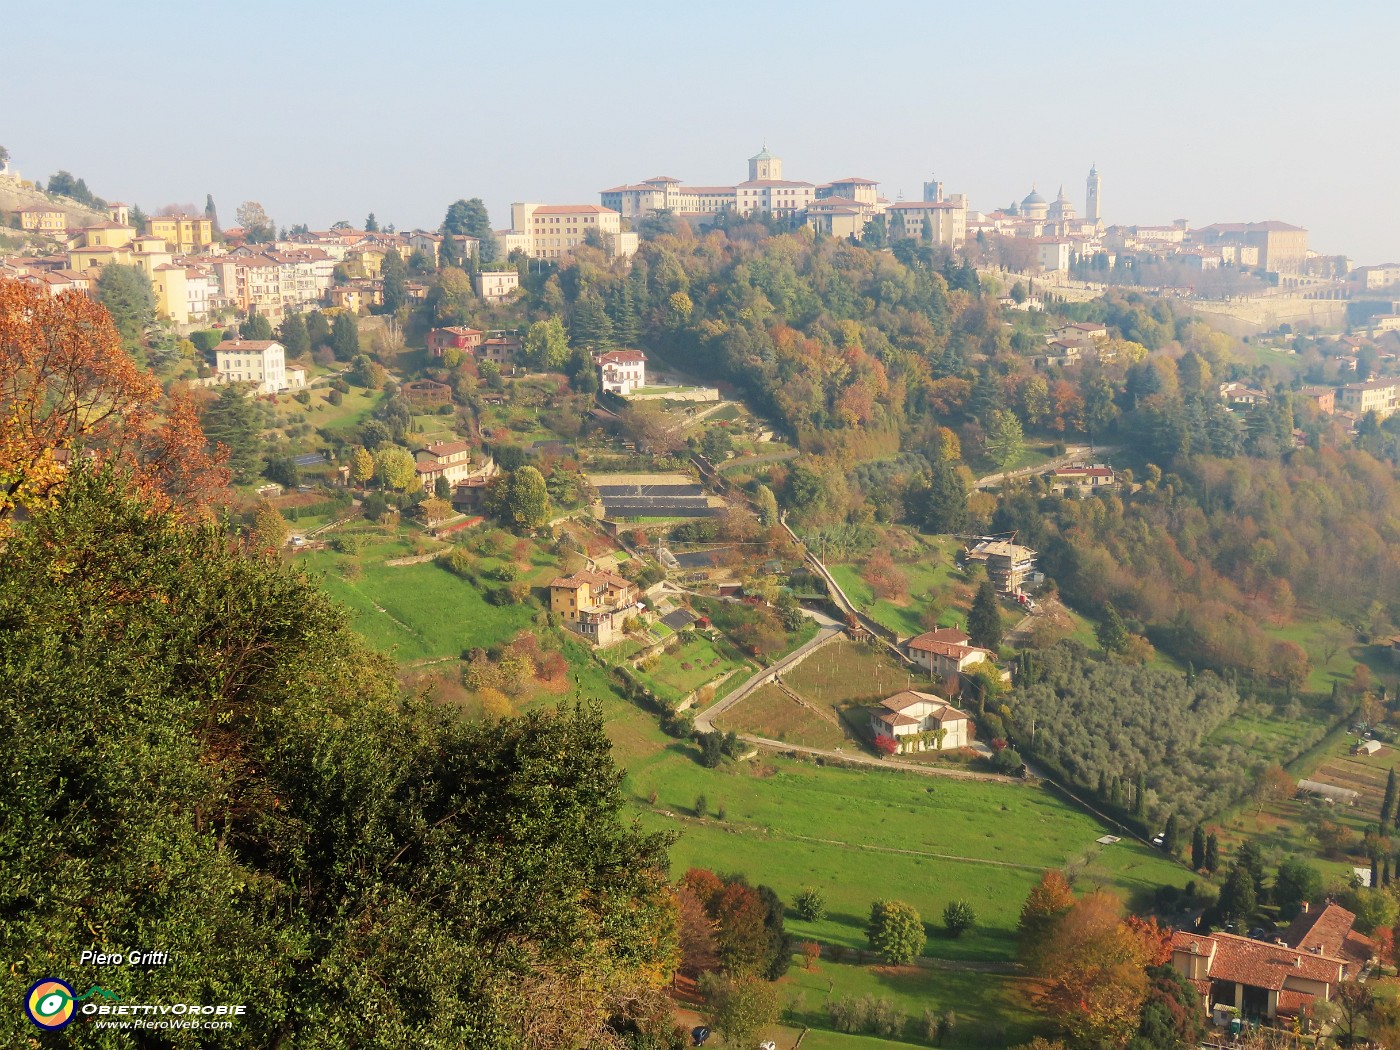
5, 11, 1400, 1044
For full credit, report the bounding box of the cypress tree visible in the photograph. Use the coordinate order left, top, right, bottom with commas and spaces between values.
1191, 824, 1207, 872
1133, 772, 1148, 817
966, 579, 1003, 652
1162, 813, 1181, 856
1382, 769, 1397, 829
1371, 857, 1379, 890
1205, 832, 1220, 873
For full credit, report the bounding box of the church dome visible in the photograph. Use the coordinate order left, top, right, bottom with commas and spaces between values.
1022, 188, 1046, 207
750, 146, 776, 161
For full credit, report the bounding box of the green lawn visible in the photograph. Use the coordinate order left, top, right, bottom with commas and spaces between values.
621, 716, 1188, 963
302, 552, 534, 662
828, 534, 1007, 641
1261, 615, 1395, 693
779, 959, 1042, 1048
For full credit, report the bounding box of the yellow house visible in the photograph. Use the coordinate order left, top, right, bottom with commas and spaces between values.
151, 264, 190, 325
17, 207, 66, 233
147, 215, 215, 253
68, 244, 134, 270
346, 246, 386, 277
83, 221, 136, 249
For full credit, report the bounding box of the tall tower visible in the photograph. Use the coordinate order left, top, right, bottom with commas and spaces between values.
748, 144, 781, 182
1086, 164, 1102, 224
922, 175, 944, 203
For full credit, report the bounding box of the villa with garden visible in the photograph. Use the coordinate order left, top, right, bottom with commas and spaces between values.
870, 690, 972, 754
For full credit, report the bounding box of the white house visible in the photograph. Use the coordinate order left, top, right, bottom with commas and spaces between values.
474, 269, 520, 301
870, 690, 972, 753
904, 628, 992, 682
215, 339, 287, 394
597, 349, 646, 395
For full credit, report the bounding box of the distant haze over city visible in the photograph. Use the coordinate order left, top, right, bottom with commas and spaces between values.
6, 0, 1398, 263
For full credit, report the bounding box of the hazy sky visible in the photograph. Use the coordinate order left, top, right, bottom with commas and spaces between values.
7, 1, 1399, 263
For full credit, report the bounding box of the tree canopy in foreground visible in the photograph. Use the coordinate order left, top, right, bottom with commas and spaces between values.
0, 469, 676, 1048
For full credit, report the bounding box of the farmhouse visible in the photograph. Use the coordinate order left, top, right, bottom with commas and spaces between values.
1170, 930, 1349, 1022
869, 690, 971, 753
1046, 465, 1115, 495
549, 569, 641, 647
904, 628, 991, 682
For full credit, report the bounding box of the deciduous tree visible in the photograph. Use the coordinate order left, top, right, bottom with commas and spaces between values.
0, 282, 226, 521
868, 899, 926, 964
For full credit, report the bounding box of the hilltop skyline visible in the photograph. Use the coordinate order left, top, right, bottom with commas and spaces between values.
6, 0, 1399, 263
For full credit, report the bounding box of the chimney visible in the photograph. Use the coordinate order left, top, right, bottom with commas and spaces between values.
1294, 957, 1303, 968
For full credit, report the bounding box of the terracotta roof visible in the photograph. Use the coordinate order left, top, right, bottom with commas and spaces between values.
829, 176, 878, 185
886, 200, 958, 210
874, 711, 920, 728
906, 636, 989, 661
549, 569, 633, 592
598, 349, 645, 363
644, 175, 682, 183
420, 441, 473, 458
907, 627, 972, 650
1281, 903, 1374, 967
1171, 931, 1344, 992
877, 690, 970, 722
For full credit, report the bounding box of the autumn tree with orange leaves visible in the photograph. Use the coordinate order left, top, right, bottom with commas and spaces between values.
1024, 887, 1168, 1048
0, 280, 227, 524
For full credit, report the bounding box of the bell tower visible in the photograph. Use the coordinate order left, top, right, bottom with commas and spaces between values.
748, 144, 781, 182
1086, 164, 1102, 224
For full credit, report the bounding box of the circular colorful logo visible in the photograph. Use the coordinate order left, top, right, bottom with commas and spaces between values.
25, 978, 76, 1030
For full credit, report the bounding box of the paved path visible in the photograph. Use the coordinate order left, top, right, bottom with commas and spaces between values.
693, 613, 843, 733
735, 736, 1023, 784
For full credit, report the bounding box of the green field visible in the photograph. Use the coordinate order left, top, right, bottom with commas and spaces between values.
613, 698, 1188, 963
779, 959, 1041, 1048
632, 635, 749, 704
782, 638, 927, 705
303, 551, 534, 662
828, 534, 1014, 642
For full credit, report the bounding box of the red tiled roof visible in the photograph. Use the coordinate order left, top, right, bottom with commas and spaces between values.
549, 569, 633, 592
598, 349, 645, 363
420, 440, 473, 458
1171, 931, 1344, 991
874, 711, 920, 727
1281, 903, 1374, 967
877, 690, 970, 722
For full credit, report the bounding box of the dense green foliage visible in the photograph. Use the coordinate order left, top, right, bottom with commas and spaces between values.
1011, 642, 1243, 826
867, 899, 927, 964
96, 263, 155, 346
0, 471, 675, 1049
